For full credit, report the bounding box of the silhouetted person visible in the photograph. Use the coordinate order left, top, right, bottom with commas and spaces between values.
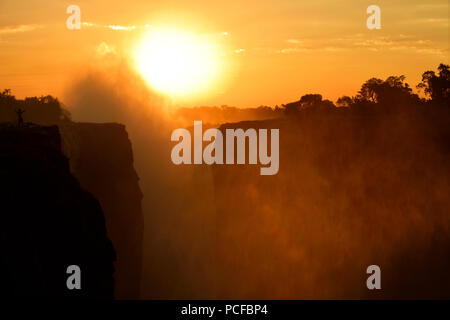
15, 108, 25, 127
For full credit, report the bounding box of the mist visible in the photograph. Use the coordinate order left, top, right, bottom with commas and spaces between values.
64, 63, 218, 299
62, 61, 450, 299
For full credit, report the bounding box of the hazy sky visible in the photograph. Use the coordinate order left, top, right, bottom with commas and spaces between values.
0, 0, 448, 107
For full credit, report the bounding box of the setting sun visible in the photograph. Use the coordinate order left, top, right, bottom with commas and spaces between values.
133, 29, 223, 98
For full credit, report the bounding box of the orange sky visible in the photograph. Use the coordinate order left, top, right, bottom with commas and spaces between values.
0, 0, 448, 107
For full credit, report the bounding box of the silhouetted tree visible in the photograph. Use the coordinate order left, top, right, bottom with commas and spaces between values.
0, 89, 15, 104
357, 78, 384, 103
417, 63, 450, 105
283, 94, 336, 115
299, 94, 323, 107
283, 100, 302, 115
336, 96, 353, 107
351, 75, 422, 113
0, 89, 17, 121
356, 76, 414, 104
0, 90, 71, 124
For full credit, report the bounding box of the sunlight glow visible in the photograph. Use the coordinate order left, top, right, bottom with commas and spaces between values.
133, 28, 223, 98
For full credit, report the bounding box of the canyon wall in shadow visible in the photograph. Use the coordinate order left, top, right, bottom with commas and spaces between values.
60, 123, 144, 299
210, 105, 450, 299
0, 124, 115, 297
1, 91, 144, 299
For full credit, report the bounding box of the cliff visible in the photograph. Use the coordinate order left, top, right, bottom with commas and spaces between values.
60, 122, 143, 299
211, 108, 450, 299
0, 123, 115, 298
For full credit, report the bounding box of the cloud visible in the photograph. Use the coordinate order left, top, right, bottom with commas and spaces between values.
398, 18, 448, 28
79, 22, 138, 31
82, 22, 95, 27
324, 46, 346, 52
273, 33, 447, 57
107, 25, 137, 31
0, 25, 40, 34
277, 47, 310, 54
286, 39, 302, 44
347, 34, 447, 56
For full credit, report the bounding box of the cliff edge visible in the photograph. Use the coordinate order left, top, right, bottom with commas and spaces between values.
0, 123, 115, 298
60, 122, 144, 299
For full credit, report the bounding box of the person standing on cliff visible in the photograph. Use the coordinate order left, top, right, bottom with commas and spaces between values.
15, 108, 25, 127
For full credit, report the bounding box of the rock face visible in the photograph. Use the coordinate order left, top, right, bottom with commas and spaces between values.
0, 124, 115, 298
60, 123, 143, 299
211, 109, 450, 299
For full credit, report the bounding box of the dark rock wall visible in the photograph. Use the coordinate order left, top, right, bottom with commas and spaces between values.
211, 110, 450, 299
0, 124, 115, 298
60, 123, 144, 299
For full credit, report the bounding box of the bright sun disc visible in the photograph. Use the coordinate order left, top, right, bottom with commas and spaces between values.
134, 29, 222, 98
